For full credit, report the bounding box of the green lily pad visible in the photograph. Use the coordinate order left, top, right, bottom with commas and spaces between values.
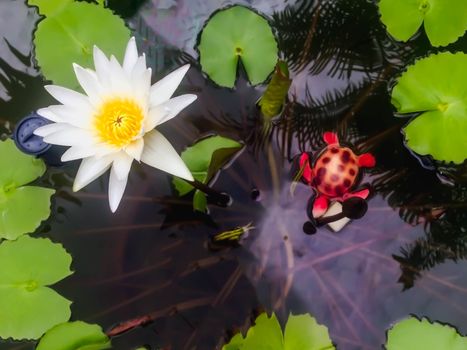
223, 313, 335, 350
28, 0, 73, 17
198, 5, 278, 88
37, 321, 111, 350
386, 317, 467, 350
0, 236, 73, 340
391, 52, 467, 164
284, 314, 334, 350
379, 0, 467, 46
0, 139, 54, 240
34, 1, 130, 89
173, 135, 243, 212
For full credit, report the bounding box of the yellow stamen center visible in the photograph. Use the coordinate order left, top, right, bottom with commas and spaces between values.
94, 98, 144, 147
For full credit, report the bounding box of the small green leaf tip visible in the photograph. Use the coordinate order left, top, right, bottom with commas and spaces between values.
37, 321, 111, 350
386, 316, 467, 350
198, 5, 278, 87
173, 136, 243, 212
0, 139, 54, 240
34, 1, 130, 89
223, 312, 335, 350
379, 0, 467, 47
0, 236, 73, 340
391, 52, 467, 164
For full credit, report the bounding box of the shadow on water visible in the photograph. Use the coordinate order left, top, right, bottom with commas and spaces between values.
1, 0, 467, 349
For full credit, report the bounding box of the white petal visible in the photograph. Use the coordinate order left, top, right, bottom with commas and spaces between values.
112, 152, 133, 180
94, 143, 120, 158
44, 85, 90, 108
43, 126, 96, 146
124, 138, 144, 161
93, 45, 111, 89
46, 105, 93, 129
145, 94, 197, 130
61, 146, 97, 162
132, 68, 151, 106
149, 64, 190, 107
73, 155, 113, 192
123, 37, 138, 75
108, 165, 129, 213
109, 55, 131, 94
37, 107, 63, 123
141, 130, 193, 181
73, 64, 102, 104
34, 123, 70, 137
131, 54, 147, 81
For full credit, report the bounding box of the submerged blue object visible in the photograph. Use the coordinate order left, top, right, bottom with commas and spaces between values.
13, 112, 65, 166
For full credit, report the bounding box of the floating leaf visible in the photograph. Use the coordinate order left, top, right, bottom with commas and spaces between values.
223, 313, 334, 350
386, 317, 467, 350
242, 313, 283, 349
223, 334, 245, 350
284, 314, 334, 350
37, 321, 111, 350
379, 0, 467, 46
391, 52, 467, 164
0, 139, 54, 240
0, 236, 73, 340
173, 136, 242, 211
34, 2, 130, 88
28, 0, 73, 16
198, 6, 278, 87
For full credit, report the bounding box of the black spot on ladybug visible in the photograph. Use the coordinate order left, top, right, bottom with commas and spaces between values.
338, 164, 345, 172
349, 169, 356, 176
341, 151, 351, 163
322, 157, 331, 164
343, 179, 352, 187
331, 174, 339, 182
314, 177, 322, 186
317, 167, 326, 177
324, 185, 333, 194
335, 185, 344, 196
330, 148, 339, 154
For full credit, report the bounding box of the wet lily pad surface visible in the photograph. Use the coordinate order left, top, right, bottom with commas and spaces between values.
379, 0, 467, 46
386, 317, 467, 350
33, 0, 130, 88
0, 236, 73, 340
37, 321, 111, 350
198, 5, 278, 87
391, 52, 467, 164
0, 139, 54, 240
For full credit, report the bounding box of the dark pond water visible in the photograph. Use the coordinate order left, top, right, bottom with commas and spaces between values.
1, 0, 467, 349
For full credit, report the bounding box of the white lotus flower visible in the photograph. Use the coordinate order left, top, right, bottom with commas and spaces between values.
34, 37, 196, 212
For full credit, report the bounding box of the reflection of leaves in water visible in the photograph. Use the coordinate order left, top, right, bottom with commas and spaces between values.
0, 39, 48, 123
272, 0, 415, 78
393, 184, 467, 289
278, 82, 366, 155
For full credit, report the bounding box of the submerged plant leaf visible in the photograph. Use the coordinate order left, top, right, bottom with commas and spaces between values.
37, 321, 111, 350
386, 317, 467, 350
391, 52, 467, 164
173, 136, 242, 212
0, 139, 54, 240
379, 0, 467, 46
0, 236, 73, 340
223, 313, 334, 350
198, 6, 278, 88
34, 2, 130, 89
